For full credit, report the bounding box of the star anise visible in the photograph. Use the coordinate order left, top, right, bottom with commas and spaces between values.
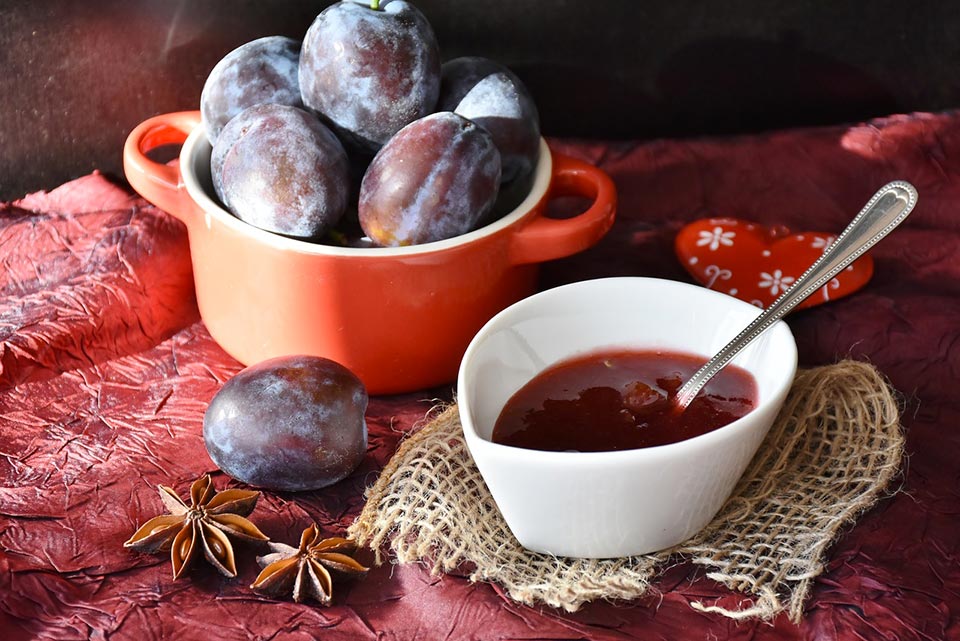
124, 474, 268, 579
250, 524, 368, 604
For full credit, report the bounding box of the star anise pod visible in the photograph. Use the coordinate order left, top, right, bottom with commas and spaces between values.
124, 474, 268, 579
250, 524, 368, 604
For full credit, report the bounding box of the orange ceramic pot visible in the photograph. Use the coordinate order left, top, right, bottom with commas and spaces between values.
123, 111, 616, 394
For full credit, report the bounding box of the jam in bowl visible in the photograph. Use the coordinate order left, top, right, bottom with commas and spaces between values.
491, 348, 758, 452
457, 277, 797, 558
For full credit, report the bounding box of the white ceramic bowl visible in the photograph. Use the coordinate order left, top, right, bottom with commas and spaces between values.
458, 277, 798, 558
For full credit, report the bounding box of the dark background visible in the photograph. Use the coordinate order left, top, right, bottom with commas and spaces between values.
2, 0, 959, 200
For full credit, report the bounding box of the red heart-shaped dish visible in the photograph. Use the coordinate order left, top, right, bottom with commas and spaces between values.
675, 218, 873, 310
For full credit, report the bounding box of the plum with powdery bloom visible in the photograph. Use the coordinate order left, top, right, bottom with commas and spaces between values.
359, 111, 501, 246
201, 36, 302, 146
203, 355, 368, 492
299, 0, 441, 154
213, 104, 350, 239
439, 56, 540, 186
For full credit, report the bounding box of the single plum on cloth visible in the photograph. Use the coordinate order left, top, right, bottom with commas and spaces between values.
349, 361, 903, 621
674, 218, 874, 309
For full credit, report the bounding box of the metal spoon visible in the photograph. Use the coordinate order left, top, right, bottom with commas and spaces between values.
672, 180, 918, 410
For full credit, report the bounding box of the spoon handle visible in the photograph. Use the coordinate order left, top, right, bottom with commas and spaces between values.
673, 181, 918, 410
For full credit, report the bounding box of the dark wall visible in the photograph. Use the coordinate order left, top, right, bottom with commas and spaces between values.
2, 0, 959, 200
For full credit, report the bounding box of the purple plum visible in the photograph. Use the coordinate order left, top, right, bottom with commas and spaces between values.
203, 355, 368, 492
213, 103, 350, 239
359, 111, 501, 246
201, 36, 302, 145
438, 56, 541, 185
299, 0, 441, 153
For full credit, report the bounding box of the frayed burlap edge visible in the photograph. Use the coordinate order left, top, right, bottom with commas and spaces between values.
348, 360, 903, 621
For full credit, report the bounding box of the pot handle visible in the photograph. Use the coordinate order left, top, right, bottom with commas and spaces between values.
509, 152, 617, 265
123, 111, 203, 223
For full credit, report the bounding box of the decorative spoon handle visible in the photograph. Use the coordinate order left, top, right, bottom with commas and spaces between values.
673, 180, 918, 410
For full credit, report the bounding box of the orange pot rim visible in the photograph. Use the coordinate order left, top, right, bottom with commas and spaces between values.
179, 126, 555, 258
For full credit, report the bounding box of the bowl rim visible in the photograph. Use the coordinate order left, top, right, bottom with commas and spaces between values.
457, 276, 798, 463
179, 126, 554, 258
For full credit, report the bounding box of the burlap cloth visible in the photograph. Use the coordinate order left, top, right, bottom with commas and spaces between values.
349, 361, 903, 622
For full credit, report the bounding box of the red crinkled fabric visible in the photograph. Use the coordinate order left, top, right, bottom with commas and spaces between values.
2, 112, 959, 640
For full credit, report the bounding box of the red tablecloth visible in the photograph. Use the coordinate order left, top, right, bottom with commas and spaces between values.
2, 111, 959, 640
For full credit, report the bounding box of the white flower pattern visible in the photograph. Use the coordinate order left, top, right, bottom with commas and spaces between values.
821, 277, 841, 301
811, 235, 836, 251
703, 264, 732, 288
696, 227, 736, 251
758, 269, 795, 296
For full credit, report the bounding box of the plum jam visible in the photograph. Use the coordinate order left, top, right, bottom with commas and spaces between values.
491, 349, 758, 452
